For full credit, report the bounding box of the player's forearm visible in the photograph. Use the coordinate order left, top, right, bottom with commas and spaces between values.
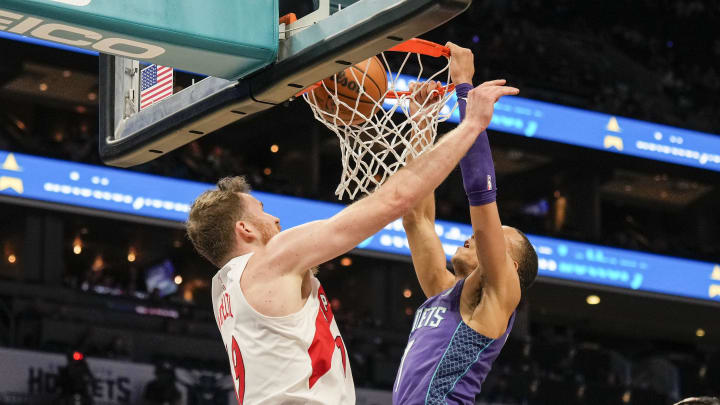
457, 83, 497, 206
403, 192, 435, 224
404, 216, 455, 297
376, 120, 482, 215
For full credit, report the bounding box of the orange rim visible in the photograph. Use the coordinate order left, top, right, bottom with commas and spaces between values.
279, 13, 297, 25
295, 38, 453, 98
386, 38, 451, 58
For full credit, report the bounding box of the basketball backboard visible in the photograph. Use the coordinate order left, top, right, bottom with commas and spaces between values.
3, 0, 471, 167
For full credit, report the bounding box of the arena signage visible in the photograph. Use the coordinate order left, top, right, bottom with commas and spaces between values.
1, 150, 719, 304
0, 0, 277, 79
386, 74, 720, 173
0, 10, 164, 58
0, 347, 389, 405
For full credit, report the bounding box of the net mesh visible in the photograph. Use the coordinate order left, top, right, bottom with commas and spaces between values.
303, 50, 457, 200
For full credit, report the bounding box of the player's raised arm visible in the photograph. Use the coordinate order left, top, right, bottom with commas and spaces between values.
263, 79, 519, 276
402, 80, 455, 297
447, 42, 522, 326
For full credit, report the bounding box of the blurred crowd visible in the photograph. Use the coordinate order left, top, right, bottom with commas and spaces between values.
2, 285, 718, 404
440, 0, 720, 133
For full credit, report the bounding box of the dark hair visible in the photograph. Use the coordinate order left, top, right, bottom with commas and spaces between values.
186, 176, 251, 267
674, 398, 720, 405
510, 228, 538, 297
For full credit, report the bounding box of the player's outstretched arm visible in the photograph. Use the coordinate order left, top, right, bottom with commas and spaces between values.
403, 80, 454, 297
442, 44, 520, 335
262, 81, 519, 276
449, 76, 520, 335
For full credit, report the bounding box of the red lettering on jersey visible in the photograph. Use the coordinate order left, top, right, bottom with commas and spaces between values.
335, 336, 347, 374
308, 286, 347, 388
231, 336, 245, 405
218, 292, 234, 329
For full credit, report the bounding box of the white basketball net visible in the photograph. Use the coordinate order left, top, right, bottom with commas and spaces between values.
303, 47, 457, 200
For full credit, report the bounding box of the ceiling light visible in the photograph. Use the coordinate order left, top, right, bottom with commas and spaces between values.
586, 295, 601, 305
73, 237, 82, 254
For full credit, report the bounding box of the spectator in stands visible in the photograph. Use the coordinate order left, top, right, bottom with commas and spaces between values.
56, 351, 95, 405
143, 361, 182, 405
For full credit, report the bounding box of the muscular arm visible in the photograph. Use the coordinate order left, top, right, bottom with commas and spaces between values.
403, 192, 455, 298
467, 203, 519, 309
455, 82, 520, 332
262, 80, 518, 276
264, 119, 484, 275
401, 80, 455, 298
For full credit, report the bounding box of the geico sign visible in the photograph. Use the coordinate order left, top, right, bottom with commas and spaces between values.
0, 9, 165, 59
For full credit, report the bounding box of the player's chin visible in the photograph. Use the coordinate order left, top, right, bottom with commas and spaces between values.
451, 249, 465, 264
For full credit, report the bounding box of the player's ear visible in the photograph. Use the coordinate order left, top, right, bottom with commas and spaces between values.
234, 220, 255, 243
507, 251, 519, 271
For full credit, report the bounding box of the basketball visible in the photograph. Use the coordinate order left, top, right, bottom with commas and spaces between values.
310, 56, 388, 125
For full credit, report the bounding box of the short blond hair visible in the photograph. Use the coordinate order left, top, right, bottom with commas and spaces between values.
186, 176, 251, 267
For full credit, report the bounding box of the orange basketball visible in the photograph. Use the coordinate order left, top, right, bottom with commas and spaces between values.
310, 56, 387, 125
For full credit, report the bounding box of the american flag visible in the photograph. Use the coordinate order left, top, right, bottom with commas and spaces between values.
140, 64, 173, 110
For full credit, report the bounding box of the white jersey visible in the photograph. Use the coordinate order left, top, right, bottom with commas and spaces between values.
211, 253, 355, 405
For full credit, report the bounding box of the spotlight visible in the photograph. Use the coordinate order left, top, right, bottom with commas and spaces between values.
270, 144, 279, 153
7, 254, 16, 264
174, 275, 183, 285
73, 237, 82, 254
586, 295, 601, 305
403, 288, 412, 298
340, 257, 352, 267
696, 328, 706, 337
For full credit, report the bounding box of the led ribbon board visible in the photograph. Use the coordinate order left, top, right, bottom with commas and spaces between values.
2, 33, 717, 170
0, 0, 278, 79
2, 150, 719, 303
385, 74, 720, 172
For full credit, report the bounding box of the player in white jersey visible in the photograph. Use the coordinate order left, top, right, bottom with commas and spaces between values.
185, 51, 518, 404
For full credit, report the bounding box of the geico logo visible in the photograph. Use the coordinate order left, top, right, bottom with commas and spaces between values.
0, 9, 165, 59
49, 0, 92, 6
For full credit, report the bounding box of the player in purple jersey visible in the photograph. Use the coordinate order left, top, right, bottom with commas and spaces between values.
393, 44, 539, 405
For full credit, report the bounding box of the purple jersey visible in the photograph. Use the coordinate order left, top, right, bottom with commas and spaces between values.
392, 279, 515, 404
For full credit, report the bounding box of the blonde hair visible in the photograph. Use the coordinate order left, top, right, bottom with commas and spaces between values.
186, 176, 251, 267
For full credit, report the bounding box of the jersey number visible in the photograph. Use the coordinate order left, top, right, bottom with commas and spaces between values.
308, 287, 347, 388
394, 339, 415, 392
230, 336, 246, 404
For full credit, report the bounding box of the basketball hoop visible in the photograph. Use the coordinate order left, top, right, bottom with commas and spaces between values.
302, 38, 457, 200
